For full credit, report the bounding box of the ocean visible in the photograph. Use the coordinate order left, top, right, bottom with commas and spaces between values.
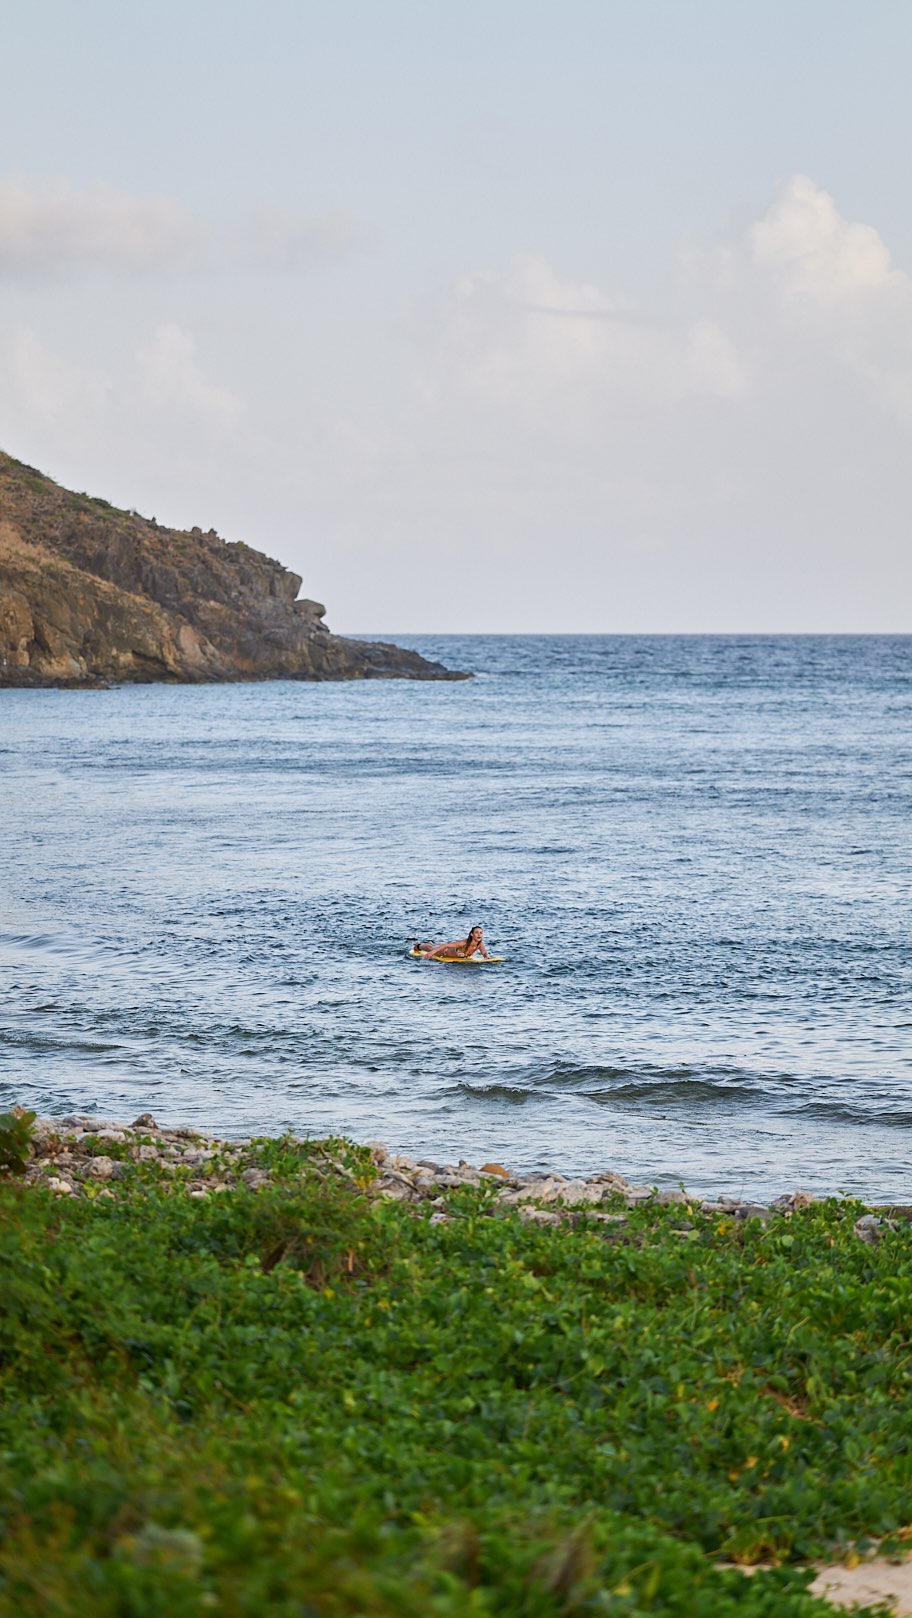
2, 634, 910, 1200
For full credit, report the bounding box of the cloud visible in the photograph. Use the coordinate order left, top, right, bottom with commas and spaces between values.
0, 318, 243, 494
136, 323, 241, 429
422, 179, 912, 445
743, 177, 912, 425
10, 328, 111, 424
424, 253, 746, 422
239, 206, 368, 271
0, 174, 909, 631
749, 174, 901, 302
0, 182, 366, 280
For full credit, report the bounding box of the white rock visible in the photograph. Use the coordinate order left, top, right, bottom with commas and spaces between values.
87, 1156, 115, 1180
555, 1180, 606, 1206
32, 1122, 62, 1141
517, 1178, 603, 1205
514, 1177, 564, 1203
376, 1180, 414, 1201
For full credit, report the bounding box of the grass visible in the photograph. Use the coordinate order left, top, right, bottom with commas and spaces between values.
0, 454, 54, 496
65, 492, 128, 519
1, 1136, 908, 1615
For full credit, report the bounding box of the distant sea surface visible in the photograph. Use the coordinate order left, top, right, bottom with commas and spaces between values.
2, 635, 910, 1199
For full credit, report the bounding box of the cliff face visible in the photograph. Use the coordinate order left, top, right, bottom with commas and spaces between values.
0, 452, 463, 685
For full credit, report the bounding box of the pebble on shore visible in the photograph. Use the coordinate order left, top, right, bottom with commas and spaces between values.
5, 1112, 883, 1231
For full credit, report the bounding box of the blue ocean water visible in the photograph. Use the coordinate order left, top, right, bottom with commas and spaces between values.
1, 635, 910, 1199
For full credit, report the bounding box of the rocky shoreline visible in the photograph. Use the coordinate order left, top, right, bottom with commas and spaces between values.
16, 1114, 898, 1240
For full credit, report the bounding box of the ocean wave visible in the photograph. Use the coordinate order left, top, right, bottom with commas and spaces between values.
588, 1079, 764, 1106
785, 1100, 912, 1127
451, 1065, 912, 1129
454, 1062, 773, 1107
0, 1028, 124, 1056
454, 1083, 532, 1104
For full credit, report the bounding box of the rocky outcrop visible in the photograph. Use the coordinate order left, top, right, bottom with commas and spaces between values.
18, 1114, 839, 1229
0, 452, 465, 685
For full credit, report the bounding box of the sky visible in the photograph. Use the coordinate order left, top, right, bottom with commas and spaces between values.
1, 0, 910, 633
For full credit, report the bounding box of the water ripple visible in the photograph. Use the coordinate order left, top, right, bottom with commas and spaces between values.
1, 633, 910, 1198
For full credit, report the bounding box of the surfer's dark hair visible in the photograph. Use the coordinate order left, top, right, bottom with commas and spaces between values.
462, 924, 482, 957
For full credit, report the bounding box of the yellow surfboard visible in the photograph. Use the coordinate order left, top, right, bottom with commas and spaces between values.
409, 947, 505, 965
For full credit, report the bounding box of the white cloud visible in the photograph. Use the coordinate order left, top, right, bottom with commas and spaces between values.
11, 328, 111, 424
136, 323, 241, 428
743, 177, 912, 425
0, 182, 366, 280
749, 175, 901, 302
422, 180, 912, 449
239, 206, 367, 271
0, 318, 244, 499
685, 319, 746, 397
0, 175, 909, 631
425, 253, 746, 419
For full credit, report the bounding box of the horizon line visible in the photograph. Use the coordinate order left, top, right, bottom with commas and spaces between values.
344, 628, 912, 639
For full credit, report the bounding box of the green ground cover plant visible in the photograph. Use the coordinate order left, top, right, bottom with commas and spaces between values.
0, 1110, 34, 1177
1, 1139, 908, 1615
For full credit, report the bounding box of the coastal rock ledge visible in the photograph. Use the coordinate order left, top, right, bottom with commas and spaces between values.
0, 451, 465, 685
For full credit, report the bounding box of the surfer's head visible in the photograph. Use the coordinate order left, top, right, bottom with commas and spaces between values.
464, 925, 483, 954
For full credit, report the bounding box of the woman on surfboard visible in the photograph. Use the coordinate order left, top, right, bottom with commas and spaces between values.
416, 925, 491, 961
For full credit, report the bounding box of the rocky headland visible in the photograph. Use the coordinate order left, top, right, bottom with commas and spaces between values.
0, 451, 464, 685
